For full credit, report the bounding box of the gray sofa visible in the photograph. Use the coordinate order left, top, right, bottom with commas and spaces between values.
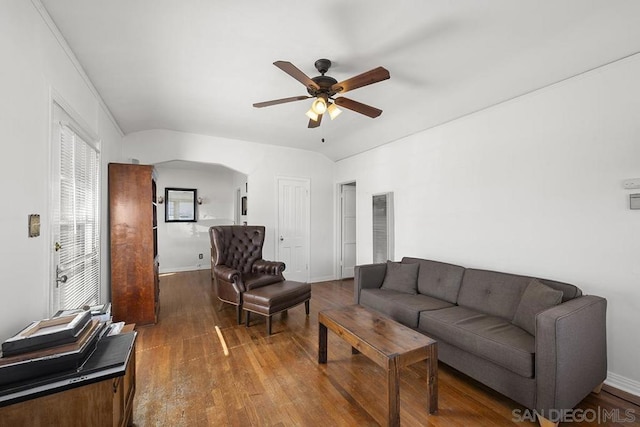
354, 257, 607, 426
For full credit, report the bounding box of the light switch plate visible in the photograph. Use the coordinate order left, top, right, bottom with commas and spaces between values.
28, 214, 40, 237
631, 194, 640, 210
623, 178, 640, 189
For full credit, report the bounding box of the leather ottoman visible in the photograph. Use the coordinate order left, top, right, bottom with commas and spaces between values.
243, 280, 311, 335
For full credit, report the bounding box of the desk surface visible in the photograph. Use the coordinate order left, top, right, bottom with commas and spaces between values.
0, 331, 136, 407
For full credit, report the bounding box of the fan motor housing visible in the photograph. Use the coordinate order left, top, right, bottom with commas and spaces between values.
308, 75, 338, 97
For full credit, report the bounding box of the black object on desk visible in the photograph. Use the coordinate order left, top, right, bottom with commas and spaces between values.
0, 332, 136, 407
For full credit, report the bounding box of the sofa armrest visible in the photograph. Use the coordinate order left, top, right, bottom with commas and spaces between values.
535, 295, 607, 419
354, 263, 387, 303
252, 259, 286, 275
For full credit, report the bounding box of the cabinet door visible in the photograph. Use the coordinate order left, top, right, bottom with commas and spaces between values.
113, 377, 124, 427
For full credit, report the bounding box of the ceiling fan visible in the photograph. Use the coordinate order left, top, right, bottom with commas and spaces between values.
253, 59, 390, 128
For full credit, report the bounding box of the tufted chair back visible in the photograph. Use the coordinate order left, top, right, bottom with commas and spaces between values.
210, 225, 266, 274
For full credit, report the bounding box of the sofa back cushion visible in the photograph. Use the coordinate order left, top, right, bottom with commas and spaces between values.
457, 269, 532, 320
401, 257, 465, 303
457, 269, 583, 320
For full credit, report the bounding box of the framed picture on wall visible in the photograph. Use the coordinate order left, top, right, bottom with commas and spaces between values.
241, 196, 247, 215
165, 188, 197, 222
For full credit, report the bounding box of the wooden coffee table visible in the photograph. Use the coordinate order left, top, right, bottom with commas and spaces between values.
318, 305, 438, 427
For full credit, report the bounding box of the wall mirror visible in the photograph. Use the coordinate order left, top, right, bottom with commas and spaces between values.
165, 188, 197, 222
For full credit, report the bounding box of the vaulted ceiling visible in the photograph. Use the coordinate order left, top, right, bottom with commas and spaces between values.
40, 0, 640, 161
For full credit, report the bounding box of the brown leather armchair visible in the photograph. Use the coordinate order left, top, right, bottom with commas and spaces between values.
209, 225, 285, 324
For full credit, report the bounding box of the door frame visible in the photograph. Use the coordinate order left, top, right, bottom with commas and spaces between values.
275, 176, 311, 282
336, 180, 357, 280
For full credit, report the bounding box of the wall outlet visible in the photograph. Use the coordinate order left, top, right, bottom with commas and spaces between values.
198, 253, 203, 259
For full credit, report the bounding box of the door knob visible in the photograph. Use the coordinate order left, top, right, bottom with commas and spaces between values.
55, 265, 68, 287
279, 236, 284, 241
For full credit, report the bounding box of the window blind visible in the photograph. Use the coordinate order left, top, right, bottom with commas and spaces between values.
57, 123, 100, 310
372, 193, 394, 263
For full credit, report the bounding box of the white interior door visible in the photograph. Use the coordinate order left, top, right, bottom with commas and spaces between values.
340, 184, 356, 278
277, 178, 310, 282
50, 101, 101, 313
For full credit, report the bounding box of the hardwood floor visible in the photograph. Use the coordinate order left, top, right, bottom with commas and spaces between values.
133, 270, 639, 426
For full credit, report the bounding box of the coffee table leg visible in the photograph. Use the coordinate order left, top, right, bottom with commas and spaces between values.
387, 357, 400, 427
427, 344, 438, 414
318, 322, 328, 364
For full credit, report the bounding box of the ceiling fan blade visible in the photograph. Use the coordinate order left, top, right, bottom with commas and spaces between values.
308, 113, 323, 128
274, 61, 320, 91
331, 66, 390, 94
253, 95, 311, 108
334, 97, 383, 118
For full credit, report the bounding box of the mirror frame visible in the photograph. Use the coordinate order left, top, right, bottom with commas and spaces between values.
164, 187, 197, 222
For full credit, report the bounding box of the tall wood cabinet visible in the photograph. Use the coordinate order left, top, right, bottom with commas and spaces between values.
109, 163, 159, 325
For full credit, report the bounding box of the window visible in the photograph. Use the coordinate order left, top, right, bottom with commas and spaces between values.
372, 192, 394, 263
51, 103, 101, 312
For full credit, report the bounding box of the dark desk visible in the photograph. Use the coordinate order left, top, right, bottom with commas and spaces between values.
0, 329, 136, 427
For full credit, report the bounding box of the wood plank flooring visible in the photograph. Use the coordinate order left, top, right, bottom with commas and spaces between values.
133, 270, 640, 426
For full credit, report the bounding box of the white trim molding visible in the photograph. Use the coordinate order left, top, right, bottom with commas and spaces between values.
605, 371, 640, 398
31, 0, 124, 138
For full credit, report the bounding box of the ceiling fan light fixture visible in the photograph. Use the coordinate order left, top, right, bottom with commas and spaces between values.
311, 96, 327, 114
327, 102, 342, 120
305, 108, 319, 121
254, 59, 390, 128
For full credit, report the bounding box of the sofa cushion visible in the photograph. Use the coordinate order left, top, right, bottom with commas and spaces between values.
402, 257, 464, 303
380, 261, 419, 294
419, 306, 535, 378
457, 269, 531, 320
360, 288, 453, 328
513, 279, 563, 335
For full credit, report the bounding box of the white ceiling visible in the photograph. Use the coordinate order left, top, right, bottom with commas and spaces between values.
40, 1, 640, 161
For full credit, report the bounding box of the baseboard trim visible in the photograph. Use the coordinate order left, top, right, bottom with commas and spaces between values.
604, 372, 640, 406
160, 266, 209, 274
308, 275, 336, 284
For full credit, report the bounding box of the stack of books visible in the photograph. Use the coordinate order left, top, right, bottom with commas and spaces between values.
54, 302, 112, 323
0, 310, 105, 387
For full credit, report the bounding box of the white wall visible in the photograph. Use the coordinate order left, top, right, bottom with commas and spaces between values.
336, 54, 640, 394
122, 129, 335, 282
0, 2, 123, 342
154, 162, 246, 273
